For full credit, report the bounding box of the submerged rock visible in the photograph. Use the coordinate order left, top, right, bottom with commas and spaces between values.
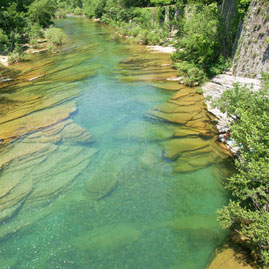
165, 215, 221, 233
85, 172, 118, 201
162, 137, 210, 160
208, 247, 254, 269
115, 119, 173, 142
0, 173, 32, 222
73, 223, 142, 251
0, 102, 77, 144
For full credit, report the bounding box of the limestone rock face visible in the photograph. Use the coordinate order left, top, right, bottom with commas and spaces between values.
233, 0, 269, 78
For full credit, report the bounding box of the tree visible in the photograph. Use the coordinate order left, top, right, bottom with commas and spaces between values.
177, 3, 220, 68
216, 74, 269, 267
28, 0, 56, 28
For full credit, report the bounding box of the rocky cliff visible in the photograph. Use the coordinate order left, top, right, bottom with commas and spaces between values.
220, 0, 239, 56
232, 0, 269, 78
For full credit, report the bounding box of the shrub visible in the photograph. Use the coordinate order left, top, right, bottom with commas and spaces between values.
209, 56, 232, 77
29, 23, 43, 42
129, 26, 141, 37
48, 45, 57, 53
175, 61, 207, 86
74, 7, 83, 15
45, 27, 66, 45
0, 29, 10, 54
8, 44, 28, 64
146, 32, 160, 45
137, 29, 149, 45
55, 10, 67, 18
196, 87, 204, 94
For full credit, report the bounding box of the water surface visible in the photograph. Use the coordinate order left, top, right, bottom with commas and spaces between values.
0, 18, 231, 268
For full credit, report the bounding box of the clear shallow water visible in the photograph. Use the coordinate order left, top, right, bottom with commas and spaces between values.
0, 18, 231, 268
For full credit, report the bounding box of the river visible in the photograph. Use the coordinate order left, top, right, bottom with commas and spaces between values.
0, 18, 232, 268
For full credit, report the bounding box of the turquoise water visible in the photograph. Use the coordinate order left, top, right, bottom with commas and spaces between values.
0, 18, 230, 268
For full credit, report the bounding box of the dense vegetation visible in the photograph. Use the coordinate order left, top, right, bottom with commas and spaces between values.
214, 74, 269, 267
0, 0, 65, 62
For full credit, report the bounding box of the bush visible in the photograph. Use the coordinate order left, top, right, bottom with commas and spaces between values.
175, 61, 207, 86
146, 31, 160, 45
55, 10, 67, 18
8, 44, 28, 64
29, 23, 43, 42
129, 26, 141, 37
94, 0, 107, 18
74, 7, 83, 15
45, 27, 66, 45
0, 29, 10, 54
28, 0, 56, 28
136, 29, 149, 44
209, 55, 232, 77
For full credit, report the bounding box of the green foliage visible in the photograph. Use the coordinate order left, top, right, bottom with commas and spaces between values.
120, 0, 151, 8
0, 0, 56, 55
172, 3, 222, 85
216, 75, 269, 267
209, 56, 232, 76
28, 0, 56, 28
0, 3, 28, 36
237, 0, 251, 15
196, 87, 203, 94
150, 0, 172, 6
74, 7, 83, 15
174, 61, 207, 86
177, 3, 220, 68
55, 9, 68, 18
0, 29, 10, 54
29, 23, 43, 42
8, 44, 29, 64
45, 27, 66, 45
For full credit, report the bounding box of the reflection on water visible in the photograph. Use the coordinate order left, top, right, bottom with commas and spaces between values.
0, 18, 232, 268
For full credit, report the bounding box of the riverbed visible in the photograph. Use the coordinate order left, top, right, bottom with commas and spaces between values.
0, 18, 232, 268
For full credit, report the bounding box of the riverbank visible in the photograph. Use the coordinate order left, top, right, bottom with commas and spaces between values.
202, 72, 261, 154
